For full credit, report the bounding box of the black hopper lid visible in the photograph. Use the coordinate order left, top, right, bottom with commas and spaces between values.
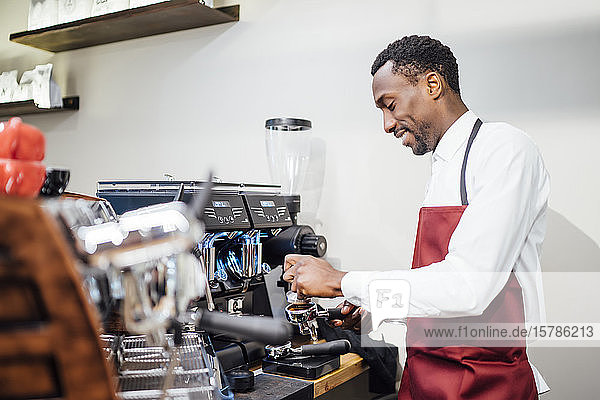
265, 118, 312, 131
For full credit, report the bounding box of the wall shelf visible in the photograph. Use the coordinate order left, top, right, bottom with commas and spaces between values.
9, 1, 239, 52
0, 97, 79, 118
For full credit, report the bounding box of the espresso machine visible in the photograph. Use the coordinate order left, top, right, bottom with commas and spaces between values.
40, 183, 296, 399
96, 179, 328, 387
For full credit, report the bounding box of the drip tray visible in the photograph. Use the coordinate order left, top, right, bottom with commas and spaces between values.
262, 354, 340, 380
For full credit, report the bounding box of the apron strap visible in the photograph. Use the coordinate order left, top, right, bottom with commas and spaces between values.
460, 118, 483, 206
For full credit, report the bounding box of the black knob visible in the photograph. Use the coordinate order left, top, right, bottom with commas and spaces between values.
226, 365, 254, 392
299, 234, 327, 257
39, 167, 70, 197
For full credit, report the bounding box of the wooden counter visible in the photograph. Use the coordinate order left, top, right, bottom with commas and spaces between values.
311, 352, 367, 397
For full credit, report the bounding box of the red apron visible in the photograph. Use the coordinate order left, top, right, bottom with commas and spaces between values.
398, 119, 538, 400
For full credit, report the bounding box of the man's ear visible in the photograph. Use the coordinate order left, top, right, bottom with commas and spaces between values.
425, 72, 443, 100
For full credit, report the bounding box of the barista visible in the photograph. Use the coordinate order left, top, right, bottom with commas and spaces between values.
283, 35, 550, 399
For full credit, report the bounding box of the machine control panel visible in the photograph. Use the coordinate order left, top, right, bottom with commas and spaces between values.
243, 194, 293, 229
204, 194, 251, 231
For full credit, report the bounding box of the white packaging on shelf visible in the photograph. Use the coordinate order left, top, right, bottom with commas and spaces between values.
35, 64, 62, 108
58, 0, 93, 24
13, 65, 62, 108
13, 71, 35, 103
28, 0, 59, 30
129, 0, 164, 8
91, 0, 129, 16
0, 71, 19, 103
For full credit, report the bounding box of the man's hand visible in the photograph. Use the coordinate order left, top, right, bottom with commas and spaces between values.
283, 254, 347, 298
329, 300, 372, 334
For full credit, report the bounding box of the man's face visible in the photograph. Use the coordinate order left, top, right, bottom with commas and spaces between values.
372, 61, 438, 155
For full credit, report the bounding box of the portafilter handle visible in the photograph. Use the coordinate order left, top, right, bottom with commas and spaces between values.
265, 339, 351, 359
296, 339, 351, 357
196, 310, 292, 345
318, 307, 344, 321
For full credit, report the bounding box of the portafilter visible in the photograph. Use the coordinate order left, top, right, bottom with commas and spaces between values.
284, 291, 344, 342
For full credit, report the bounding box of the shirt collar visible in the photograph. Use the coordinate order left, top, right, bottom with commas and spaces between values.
432, 110, 478, 162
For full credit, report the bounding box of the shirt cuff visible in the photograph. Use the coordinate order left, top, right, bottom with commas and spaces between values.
340, 271, 375, 311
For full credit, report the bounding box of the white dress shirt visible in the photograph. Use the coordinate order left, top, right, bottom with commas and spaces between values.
341, 110, 550, 393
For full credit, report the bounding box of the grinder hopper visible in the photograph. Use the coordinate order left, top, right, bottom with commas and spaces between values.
265, 118, 312, 222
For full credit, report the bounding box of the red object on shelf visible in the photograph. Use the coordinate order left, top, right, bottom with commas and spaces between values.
0, 159, 46, 197
0, 117, 46, 197
0, 117, 45, 160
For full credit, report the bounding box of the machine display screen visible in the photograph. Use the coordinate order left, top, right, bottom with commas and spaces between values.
260, 200, 276, 207
212, 200, 231, 208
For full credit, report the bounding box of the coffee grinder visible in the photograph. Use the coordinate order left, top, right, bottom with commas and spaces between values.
261, 118, 347, 379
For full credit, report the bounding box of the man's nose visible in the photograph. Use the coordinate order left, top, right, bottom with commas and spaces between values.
384, 113, 396, 134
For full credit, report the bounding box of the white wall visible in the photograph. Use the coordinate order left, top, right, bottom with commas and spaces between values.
1, 0, 599, 397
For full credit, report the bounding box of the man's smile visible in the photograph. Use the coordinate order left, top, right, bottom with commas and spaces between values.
395, 128, 410, 146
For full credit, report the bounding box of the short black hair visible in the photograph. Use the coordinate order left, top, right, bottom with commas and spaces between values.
371, 35, 461, 95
